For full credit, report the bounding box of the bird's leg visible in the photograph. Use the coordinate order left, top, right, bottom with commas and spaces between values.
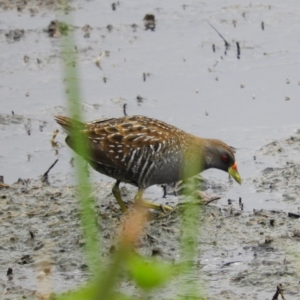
134, 188, 145, 206
161, 184, 167, 198
134, 188, 173, 212
112, 180, 127, 212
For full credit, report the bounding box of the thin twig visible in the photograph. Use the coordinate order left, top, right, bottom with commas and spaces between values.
207, 21, 230, 49
204, 197, 221, 205
123, 103, 127, 116
0, 183, 10, 188
253, 209, 269, 218
41, 159, 59, 182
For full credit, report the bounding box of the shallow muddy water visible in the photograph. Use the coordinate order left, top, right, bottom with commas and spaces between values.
1, 0, 300, 299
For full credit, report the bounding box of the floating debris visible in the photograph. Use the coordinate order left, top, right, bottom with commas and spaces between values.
23, 55, 29, 63
25, 118, 31, 135
51, 129, 59, 155
70, 157, 74, 167
131, 24, 138, 32
82, 24, 92, 38
136, 95, 144, 103
39, 121, 47, 132
144, 14, 156, 31
46, 20, 69, 37
94, 52, 105, 69
5, 29, 24, 42
107, 24, 113, 32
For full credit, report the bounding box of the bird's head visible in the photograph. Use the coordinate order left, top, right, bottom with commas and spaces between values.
203, 139, 241, 184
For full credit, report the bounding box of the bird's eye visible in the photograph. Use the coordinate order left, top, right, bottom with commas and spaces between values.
221, 155, 228, 162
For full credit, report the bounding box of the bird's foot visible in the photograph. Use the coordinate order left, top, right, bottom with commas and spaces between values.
138, 200, 173, 212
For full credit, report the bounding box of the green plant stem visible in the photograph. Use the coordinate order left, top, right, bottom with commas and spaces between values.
180, 164, 205, 298
96, 248, 128, 300
59, 2, 101, 277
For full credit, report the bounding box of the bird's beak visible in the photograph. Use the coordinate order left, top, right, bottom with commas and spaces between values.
228, 162, 242, 184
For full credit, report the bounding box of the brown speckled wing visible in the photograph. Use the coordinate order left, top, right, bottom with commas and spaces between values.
70, 116, 184, 171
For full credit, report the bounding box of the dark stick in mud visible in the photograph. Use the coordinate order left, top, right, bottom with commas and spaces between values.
41, 159, 59, 182
6, 268, 13, 276
161, 184, 167, 198
236, 42, 240, 59
239, 197, 243, 210
204, 197, 220, 205
123, 103, 127, 116
288, 212, 300, 219
207, 21, 230, 50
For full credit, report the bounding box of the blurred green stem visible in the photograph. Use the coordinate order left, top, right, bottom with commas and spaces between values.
59, 1, 101, 277
180, 164, 204, 298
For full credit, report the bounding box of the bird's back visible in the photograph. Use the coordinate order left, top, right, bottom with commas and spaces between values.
55, 115, 194, 187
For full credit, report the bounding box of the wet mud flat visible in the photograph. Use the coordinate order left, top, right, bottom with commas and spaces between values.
2, 0, 300, 299
2, 131, 300, 300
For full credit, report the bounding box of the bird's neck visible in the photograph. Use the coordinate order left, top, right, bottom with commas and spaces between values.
181, 135, 206, 178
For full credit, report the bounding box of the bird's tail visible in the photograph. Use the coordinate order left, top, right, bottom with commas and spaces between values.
54, 115, 85, 134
